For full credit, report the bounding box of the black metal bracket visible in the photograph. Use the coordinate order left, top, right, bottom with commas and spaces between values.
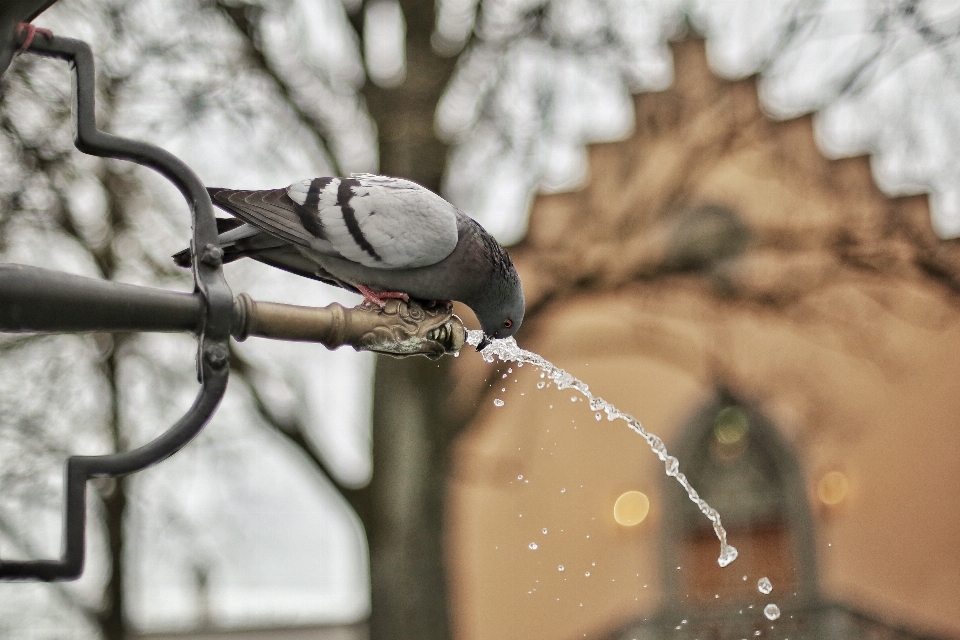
0, 34, 234, 580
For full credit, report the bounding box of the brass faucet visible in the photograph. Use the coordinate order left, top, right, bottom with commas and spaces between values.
232, 294, 466, 359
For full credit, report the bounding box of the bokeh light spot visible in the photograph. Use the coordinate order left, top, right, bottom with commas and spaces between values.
817, 471, 850, 505
614, 491, 650, 526
714, 406, 749, 444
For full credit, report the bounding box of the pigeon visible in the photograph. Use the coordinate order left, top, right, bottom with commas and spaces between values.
174, 174, 524, 347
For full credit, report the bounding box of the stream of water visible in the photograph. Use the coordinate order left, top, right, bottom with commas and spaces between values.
467, 331, 739, 568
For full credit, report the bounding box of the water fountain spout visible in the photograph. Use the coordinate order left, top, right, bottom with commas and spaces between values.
232, 294, 466, 359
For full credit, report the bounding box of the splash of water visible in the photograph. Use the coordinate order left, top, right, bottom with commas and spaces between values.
758, 577, 772, 594
468, 331, 738, 567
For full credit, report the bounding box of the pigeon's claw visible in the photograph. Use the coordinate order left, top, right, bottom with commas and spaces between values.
357, 285, 409, 308
16, 23, 54, 52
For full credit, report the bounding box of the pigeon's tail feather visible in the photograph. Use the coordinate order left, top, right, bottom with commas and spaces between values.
171, 217, 250, 267
172, 247, 192, 268
171, 242, 252, 269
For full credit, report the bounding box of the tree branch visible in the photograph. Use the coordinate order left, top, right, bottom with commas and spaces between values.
228, 346, 364, 509
213, 0, 346, 176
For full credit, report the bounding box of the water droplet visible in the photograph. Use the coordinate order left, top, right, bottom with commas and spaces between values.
537, 382, 545, 389
558, 565, 565, 572
539, 372, 545, 378
584, 572, 590, 577
501, 387, 506, 392
571, 396, 577, 402
764, 604, 780, 620
528, 542, 538, 550
507, 368, 513, 374
542, 528, 548, 534
718, 544, 739, 567
493, 399, 504, 407
517, 474, 523, 480
560, 488, 566, 493
758, 577, 773, 595
595, 413, 602, 421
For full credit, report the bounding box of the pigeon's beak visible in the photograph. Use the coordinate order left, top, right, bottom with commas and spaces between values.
476, 335, 492, 352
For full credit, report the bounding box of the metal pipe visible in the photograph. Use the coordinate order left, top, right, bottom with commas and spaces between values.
0, 264, 466, 357
0, 264, 203, 334
233, 294, 466, 359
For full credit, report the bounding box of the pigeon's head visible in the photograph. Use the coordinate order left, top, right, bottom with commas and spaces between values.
474, 262, 525, 350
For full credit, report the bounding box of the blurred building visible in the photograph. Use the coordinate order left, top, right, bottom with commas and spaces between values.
446, 39, 960, 640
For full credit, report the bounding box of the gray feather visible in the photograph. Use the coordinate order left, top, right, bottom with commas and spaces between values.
179, 175, 525, 339
286, 174, 459, 269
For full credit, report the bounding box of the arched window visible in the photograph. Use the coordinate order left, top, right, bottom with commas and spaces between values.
659, 393, 819, 628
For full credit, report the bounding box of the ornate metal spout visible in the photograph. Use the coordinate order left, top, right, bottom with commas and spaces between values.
232, 294, 466, 359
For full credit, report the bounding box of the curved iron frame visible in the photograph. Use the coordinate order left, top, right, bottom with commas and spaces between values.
0, 34, 234, 580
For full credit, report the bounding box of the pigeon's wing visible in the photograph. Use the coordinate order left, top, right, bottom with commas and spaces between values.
207, 187, 319, 248
286, 174, 459, 269
215, 217, 248, 235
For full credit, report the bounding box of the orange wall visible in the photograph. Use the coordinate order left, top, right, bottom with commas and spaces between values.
448, 284, 960, 639
446, 38, 960, 640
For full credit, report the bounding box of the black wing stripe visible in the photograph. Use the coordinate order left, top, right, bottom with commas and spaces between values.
337, 178, 382, 262
294, 177, 332, 239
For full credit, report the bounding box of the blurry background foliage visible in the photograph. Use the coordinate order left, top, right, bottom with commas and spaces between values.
2, 0, 960, 639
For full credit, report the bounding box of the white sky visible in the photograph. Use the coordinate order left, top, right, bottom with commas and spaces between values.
440, 0, 960, 242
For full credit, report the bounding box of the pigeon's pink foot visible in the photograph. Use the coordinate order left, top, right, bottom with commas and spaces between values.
17, 23, 53, 52
357, 285, 409, 308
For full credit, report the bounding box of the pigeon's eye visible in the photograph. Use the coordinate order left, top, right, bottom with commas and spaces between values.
503, 319, 513, 329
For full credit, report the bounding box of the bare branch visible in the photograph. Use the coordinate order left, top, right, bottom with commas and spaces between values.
228, 346, 364, 507
213, 0, 346, 176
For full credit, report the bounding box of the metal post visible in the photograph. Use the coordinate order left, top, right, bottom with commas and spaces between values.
0, 33, 233, 581
0, 25, 465, 583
